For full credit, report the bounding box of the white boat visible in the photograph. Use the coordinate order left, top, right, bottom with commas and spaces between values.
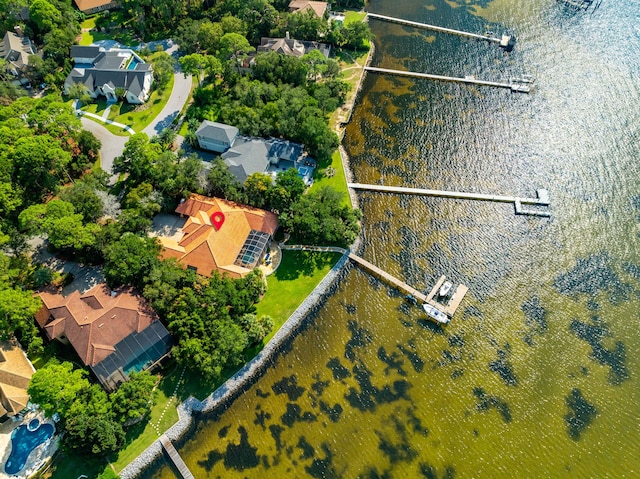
423, 304, 450, 324
439, 281, 453, 297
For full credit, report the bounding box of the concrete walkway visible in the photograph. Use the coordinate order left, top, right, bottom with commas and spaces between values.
78, 109, 136, 134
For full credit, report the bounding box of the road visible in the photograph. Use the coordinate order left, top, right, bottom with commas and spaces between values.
80, 117, 128, 179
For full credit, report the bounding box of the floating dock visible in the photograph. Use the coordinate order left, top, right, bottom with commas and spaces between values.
160, 435, 194, 479
348, 183, 551, 217
367, 13, 516, 51
425, 275, 469, 318
364, 66, 531, 93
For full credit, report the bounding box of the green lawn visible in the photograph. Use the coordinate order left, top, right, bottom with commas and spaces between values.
344, 10, 367, 25
256, 250, 342, 339
79, 14, 137, 47
107, 69, 175, 134
312, 150, 351, 207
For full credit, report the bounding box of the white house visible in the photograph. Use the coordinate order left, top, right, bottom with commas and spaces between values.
64, 46, 153, 104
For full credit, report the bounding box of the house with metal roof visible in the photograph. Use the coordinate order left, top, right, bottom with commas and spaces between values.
35, 284, 172, 391
0, 30, 36, 83
196, 121, 239, 153
159, 194, 279, 279
64, 47, 153, 104
0, 339, 35, 422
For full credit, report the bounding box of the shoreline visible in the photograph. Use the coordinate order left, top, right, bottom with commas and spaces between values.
119, 39, 374, 479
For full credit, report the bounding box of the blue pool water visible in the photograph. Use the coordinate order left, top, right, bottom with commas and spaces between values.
4, 420, 54, 475
127, 57, 140, 70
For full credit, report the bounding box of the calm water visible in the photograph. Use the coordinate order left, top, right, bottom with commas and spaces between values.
146, 0, 640, 477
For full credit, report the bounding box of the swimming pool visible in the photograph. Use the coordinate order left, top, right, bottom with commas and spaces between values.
4, 419, 54, 475
127, 57, 141, 70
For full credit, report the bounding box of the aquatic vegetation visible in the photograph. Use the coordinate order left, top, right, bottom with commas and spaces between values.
564, 388, 598, 441
296, 436, 315, 460
488, 347, 518, 386
473, 387, 512, 423
319, 401, 343, 423
377, 346, 408, 376
554, 253, 630, 303
326, 357, 351, 380
272, 375, 306, 401
397, 343, 425, 372
197, 426, 259, 471
310, 376, 330, 396
419, 463, 456, 479
305, 443, 338, 479
344, 361, 411, 412
569, 318, 628, 385
521, 296, 548, 332
344, 320, 373, 362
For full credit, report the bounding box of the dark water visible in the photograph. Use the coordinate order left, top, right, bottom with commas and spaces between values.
146, 0, 640, 477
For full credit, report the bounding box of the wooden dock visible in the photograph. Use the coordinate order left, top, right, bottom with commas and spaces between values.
365, 67, 530, 93
348, 183, 551, 217
367, 13, 501, 44
348, 253, 428, 303
160, 435, 194, 479
425, 275, 469, 317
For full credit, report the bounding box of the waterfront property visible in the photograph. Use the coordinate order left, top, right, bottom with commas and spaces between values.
35, 284, 172, 391
288, 0, 328, 17
0, 340, 35, 422
258, 36, 331, 58
64, 46, 153, 104
3, 418, 54, 476
159, 194, 279, 279
72, 0, 119, 14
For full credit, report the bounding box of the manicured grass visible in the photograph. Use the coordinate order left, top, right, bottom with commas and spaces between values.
46, 452, 108, 479
313, 150, 351, 207
79, 13, 137, 47
344, 10, 367, 24
256, 250, 342, 340
108, 71, 175, 134
110, 370, 180, 472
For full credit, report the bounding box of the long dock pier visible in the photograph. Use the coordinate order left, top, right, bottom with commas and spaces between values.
365, 67, 530, 93
348, 253, 429, 303
160, 435, 194, 479
367, 13, 516, 51
348, 183, 551, 217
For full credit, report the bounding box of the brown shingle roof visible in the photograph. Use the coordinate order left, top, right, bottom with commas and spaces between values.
73, 0, 116, 13
288, 0, 328, 17
160, 194, 278, 278
0, 339, 35, 417
36, 284, 156, 367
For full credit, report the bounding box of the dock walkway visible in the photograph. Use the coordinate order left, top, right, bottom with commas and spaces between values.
160, 434, 194, 479
348, 183, 551, 217
367, 13, 500, 43
365, 67, 530, 93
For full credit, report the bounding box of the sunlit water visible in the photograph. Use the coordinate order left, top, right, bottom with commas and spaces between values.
144, 0, 640, 477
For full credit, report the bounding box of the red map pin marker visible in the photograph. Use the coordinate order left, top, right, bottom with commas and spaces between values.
211, 212, 225, 230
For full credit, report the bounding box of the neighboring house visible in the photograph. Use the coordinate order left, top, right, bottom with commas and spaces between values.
0, 339, 35, 422
288, 0, 329, 17
64, 46, 153, 104
258, 36, 331, 58
196, 121, 239, 153
0, 30, 36, 83
160, 194, 279, 279
222, 136, 315, 185
73, 0, 119, 14
35, 284, 172, 391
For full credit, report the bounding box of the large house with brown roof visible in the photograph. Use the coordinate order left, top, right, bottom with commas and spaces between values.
159, 194, 279, 278
35, 284, 172, 391
0, 30, 36, 83
288, 0, 328, 18
0, 340, 35, 422
73, 0, 119, 14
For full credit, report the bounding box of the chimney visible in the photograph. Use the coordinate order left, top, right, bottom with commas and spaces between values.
14, 25, 23, 37
285, 31, 290, 40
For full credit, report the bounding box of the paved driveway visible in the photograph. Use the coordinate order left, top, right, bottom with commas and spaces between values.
80, 117, 128, 179
143, 49, 192, 138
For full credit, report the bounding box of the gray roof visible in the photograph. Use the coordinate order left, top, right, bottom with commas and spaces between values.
221, 137, 305, 183
70, 45, 102, 60
93, 51, 126, 70
0, 32, 35, 68
196, 120, 239, 144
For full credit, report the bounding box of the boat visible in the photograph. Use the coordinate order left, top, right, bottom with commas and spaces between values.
423, 304, 450, 324
439, 281, 453, 298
